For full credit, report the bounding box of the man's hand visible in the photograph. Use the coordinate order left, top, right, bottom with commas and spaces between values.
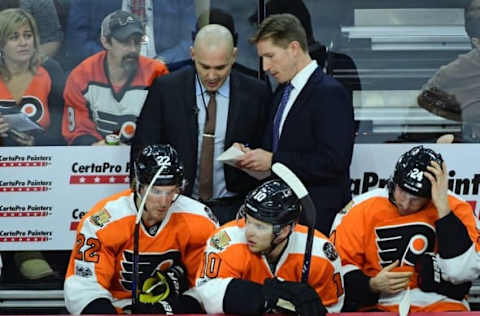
236, 148, 272, 172
232, 142, 249, 153
424, 160, 450, 218
262, 278, 327, 316
139, 265, 188, 303
0, 114, 9, 137
9, 129, 34, 146
369, 260, 413, 295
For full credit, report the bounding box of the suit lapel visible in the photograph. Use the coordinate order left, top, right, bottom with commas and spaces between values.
182, 67, 198, 154
282, 68, 323, 128
225, 71, 241, 150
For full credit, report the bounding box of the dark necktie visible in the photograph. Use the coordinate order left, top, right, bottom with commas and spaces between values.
199, 91, 216, 201
272, 83, 293, 152
131, 0, 146, 23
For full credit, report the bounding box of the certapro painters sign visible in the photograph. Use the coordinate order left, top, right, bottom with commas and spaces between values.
0, 146, 130, 250
0, 144, 479, 250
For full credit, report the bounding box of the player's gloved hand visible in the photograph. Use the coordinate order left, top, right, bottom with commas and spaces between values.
416, 252, 471, 300
136, 297, 175, 315
262, 278, 327, 316
135, 294, 203, 315
139, 265, 188, 303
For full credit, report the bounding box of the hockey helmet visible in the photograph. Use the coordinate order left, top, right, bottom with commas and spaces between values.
242, 179, 301, 227
134, 144, 184, 187
392, 146, 443, 198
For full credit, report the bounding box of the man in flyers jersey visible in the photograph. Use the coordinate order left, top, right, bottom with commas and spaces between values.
64, 144, 218, 314
162, 179, 343, 316
331, 145, 480, 312
62, 10, 168, 145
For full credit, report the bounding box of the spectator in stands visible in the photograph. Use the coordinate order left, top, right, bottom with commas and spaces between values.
331, 146, 478, 312
132, 24, 271, 225
0, 8, 65, 147
418, 0, 480, 142
0, 0, 63, 58
61, 10, 168, 146
249, 0, 361, 101
64, 0, 197, 71
238, 13, 354, 236
64, 144, 218, 314
0, 7, 65, 282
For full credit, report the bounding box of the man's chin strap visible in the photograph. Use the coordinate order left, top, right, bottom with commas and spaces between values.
261, 223, 294, 258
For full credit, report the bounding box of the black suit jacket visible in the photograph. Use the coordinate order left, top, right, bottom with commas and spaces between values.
265, 67, 354, 234
132, 66, 271, 196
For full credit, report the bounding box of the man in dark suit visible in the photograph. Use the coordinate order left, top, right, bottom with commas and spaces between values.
132, 24, 271, 224
238, 14, 354, 235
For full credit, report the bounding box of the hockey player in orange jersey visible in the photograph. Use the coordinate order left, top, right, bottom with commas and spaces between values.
64, 144, 218, 314
331, 145, 479, 312
178, 179, 344, 316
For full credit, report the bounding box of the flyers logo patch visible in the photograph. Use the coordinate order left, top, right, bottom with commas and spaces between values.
375, 222, 435, 267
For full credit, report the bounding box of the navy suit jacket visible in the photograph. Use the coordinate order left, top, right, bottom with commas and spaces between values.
265, 67, 354, 234
132, 66, 271, 196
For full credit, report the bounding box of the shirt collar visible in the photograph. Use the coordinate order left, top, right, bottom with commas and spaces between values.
290, 60, 318, 90
195, 74, 230, 97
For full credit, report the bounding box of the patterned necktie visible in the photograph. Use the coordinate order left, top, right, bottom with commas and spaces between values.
131, 0, 146, 23
272, 83, 293, 152
199, 91, 216, 201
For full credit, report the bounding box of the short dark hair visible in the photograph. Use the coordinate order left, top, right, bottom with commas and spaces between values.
249, 13, 308, 51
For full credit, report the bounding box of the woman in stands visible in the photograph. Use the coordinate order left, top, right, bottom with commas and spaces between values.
0, 8, 65, 147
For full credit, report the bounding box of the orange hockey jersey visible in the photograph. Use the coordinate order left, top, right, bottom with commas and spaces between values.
331, 187, 480, 312
189, 219, 345, 314
62, 51, 168, 145
64, 189, 217, 314
0, 66, 51, 128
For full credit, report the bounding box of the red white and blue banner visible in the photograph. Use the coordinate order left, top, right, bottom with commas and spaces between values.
0, 144, 479, 250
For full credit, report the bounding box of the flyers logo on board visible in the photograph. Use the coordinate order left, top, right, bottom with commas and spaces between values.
375, 222, 436, 267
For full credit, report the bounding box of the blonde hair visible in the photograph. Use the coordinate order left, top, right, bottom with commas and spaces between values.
0, 8, 43, 80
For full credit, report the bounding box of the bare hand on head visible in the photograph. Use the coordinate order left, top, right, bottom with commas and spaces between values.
424, 160, 450, 218
236, 148, 272, 172
369, 260, 413, 295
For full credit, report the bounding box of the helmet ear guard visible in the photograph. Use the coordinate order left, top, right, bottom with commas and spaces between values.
392, 146, 443, 199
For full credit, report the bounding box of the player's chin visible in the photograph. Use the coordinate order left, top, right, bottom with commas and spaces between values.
151, 209, 168, 220
247, 244, 263, 253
